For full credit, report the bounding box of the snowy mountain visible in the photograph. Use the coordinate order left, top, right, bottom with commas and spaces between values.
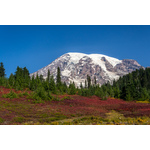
30, 52, 142, 87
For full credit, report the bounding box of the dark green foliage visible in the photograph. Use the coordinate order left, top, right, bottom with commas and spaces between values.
68, 82, 76, 95
0, 62, 6, 77
56, 67, 61, 87
49, 75, 57, 94
30, 75, 36, 91
80, 88, 91, 97
112, 68, 150, 101
39, 75, 44, 82
47, 70, 50, 82
85, 80, 87, 89
94, 76, 97, 85
80, 82, 83, 89
9, 73, 15, 87
33, 86, 49, 101
0, 77, 8, 87
113, 86, 120, 98
14, 66, 30, 90
62, 82, 68, 93
87, 75, 91, 89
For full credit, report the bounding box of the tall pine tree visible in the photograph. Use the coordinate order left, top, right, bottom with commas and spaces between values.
0, 62, 6, 77
56, 67, 61, 87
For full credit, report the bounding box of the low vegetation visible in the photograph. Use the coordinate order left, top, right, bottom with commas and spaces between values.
0, 62, 150, 125
0, 86, 150, 125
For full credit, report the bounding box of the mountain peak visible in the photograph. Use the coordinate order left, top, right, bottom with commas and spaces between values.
30, 52, 142, 87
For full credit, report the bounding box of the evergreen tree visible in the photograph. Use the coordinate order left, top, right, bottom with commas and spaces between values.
69, 82, 76, 95
0, 62, 6, 77
47, 70, 50, 82
35, 73, 41, 89
85, 80, 87, 89
87, 75, 91, 89
113, 86, 120, 98
139, 88, 149, 101
56, 67, 61, 87
49, 75, 57, 94
23, 67, 30, 88
8, 73, 15, 87
94, 76, 97, 85
141, 72, 148, 88
62, 81, 68, 93
80, 82, 83, 89
30, 75, 36, 91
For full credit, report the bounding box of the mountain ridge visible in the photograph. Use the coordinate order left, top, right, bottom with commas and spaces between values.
30, 52, 143, 87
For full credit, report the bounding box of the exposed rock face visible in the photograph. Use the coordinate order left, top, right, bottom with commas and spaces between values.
30, 52, 143, 87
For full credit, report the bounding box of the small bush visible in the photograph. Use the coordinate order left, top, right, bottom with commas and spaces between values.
18, 92, 23, 97
35, 87, 47, 100
27, 88, 59, 103
23, 91, 29, 96
61, 96, 72, 101
2, 90, 18, 99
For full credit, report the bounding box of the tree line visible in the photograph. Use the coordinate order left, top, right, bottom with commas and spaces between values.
0, 62, 150, 101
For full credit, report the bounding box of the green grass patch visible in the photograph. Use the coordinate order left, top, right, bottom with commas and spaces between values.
0, 117, 4, 124
38, 113, 67, 123
13, 117, 26, 123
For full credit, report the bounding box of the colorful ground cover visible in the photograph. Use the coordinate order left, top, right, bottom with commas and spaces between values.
0, 86, 150, 125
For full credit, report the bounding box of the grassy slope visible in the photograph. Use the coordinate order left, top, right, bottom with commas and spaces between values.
0, 86, 150, 125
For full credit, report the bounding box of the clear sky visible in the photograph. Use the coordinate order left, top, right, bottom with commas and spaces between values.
0, 25, 150, 77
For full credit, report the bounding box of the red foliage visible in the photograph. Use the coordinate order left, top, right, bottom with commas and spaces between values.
0, 86, 150, 122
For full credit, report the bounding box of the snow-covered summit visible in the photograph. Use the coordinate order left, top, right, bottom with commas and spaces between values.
30, 52, 142, 87
67, 52, 122, 67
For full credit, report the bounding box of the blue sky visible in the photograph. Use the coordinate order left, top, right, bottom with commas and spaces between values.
0, 25, 150, 77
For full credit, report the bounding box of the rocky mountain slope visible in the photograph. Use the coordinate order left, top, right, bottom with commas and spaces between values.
30, 52, 142, 87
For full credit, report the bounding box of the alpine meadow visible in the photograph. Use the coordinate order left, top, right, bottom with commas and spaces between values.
0, 25, 150, 125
